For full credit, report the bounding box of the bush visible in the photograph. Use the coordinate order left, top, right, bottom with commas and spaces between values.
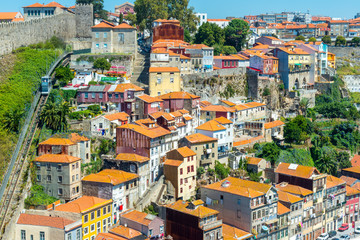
24, 185, 57, 208
262, 87, 270, 96
87, 105, 101, 114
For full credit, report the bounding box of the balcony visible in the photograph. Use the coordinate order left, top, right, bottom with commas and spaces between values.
201, 219, 222, 231
201, 158, 213, 165
289, 65, 311, 73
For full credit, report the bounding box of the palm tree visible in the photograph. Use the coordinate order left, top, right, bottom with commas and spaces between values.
299, 98, 310, 117
315, 153, 338, 175
40, 101, 70, 132
3, 108, 24, 133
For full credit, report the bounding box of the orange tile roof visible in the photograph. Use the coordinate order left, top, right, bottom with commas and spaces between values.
109, 225, 142, 239
152, 48, 169, 54
277, 202, 290, 215
166, 200, 219, 218
342, 166, 360, 174
35, 154, 81, 164
82, 169, 138, 186
92, 20, 116, 29
149, 111, 175, 121
346, 185, 360, 196
340, 176, 358, 186
185, 133, 217, 143
214, 116, 233, 124
149, 67, 180, 73
246, 157, 264, 165
326, 175, 345, 189
44, 1, 66, 8
200, 100, 212, 107
275, 183, 313, 196
275, 162, 320, 179
278, 47, 310, 55
137, 94, 163, 103
264, 120, 285, 129
192, 199, 204, 206
186, 44, 211, 49
233, 135, 264, 147
103, 112, 129, 121
164, 159, 183, 167
55, 196, 112, 214
201, 105, 235, 113
112, 83, 144, 93
170, 111, 183, 118
0, 12, 20, 20
203, 177, 272, 198
176, 146, 196, 157
231, 54, 249, 60
121, 210, 155, 226
118, 123, 171, 138
115, 153, 150, 163
160, 91, 200, 100
183, 115, 193, 121
278, 190, 303, 204
222, 223, 253, 240
114, 22, 136, 29
39, 138, 75, 146
352, 155, 360, 167
219, 99, 236, 107
17, 213, 75, 229
68, 133, 89, 143
243, 102, 266, 108
214, 55, 240, 60
12, 18, 24, 22
23, 3, 44, 8
95, 233, 126, 240
135, 118, 156, 125
196, 120, 226, 132
330, 20, 349, 24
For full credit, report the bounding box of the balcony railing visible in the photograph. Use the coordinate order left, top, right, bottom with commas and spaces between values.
201, 219, 222, 231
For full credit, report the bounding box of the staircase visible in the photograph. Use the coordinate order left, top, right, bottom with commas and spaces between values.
131, 52, 150, 89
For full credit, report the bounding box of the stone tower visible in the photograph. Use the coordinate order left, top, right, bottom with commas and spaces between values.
75, 4, 94, 39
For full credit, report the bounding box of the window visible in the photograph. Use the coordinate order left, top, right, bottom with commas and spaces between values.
57, 164, 62, 172
58, 188, 63, 195
108, 205, 111, 213
84, 214, 89, 223
118, 33, 124, 43
104, 44, 108, 49
115, 94, 119, 99
99, 123, 103, 129
91, 212, 95, 220
103, 207, 106, 215
108, 217, 111, 228
47, 175, 51, 182
40, 232, 45, 240
149, 229, 153, 236
99, 93, 103, 99
180, 178, 183, 185
104, 32, 107, 38
103, 219, 107, 232
92, 93, 96, 99
84, 93, 88, 98
97, 221, 101, 233
237, 199, 241, 205
37, 175, 41, 182
191, 165, 194, 172
84, 226, 89, 235
58, 176, 62, 183
180, 187, 183, 193
67, 233, 72, 240
76, 229, 81, 240
21, 230, 26, 240
97, 209, 101, 217
180, 168, 183, 175
96, 44, 99, 49
90, 223, 95, 232
95, 33, 99, 38
72, 175, 75, 182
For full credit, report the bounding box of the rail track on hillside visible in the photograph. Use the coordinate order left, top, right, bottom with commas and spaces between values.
0, 52, 72, 237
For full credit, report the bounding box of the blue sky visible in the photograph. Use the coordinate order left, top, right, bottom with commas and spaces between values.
5, 0, 360, 19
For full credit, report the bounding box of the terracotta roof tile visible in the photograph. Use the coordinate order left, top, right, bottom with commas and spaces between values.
264, 120, 285, 129
103, 112, 129, 121
149, 111, 175, 121
351, 155, 360, 167
35, 154, 81, 164
185, 133, 217, 143
112, 83, 144, 93
113, 22, 136, 29
196, 120, 226, 132
175, 146, 196, 158
340, 176, 358, 186
44, 1, 66, 8
346, 185, 360, 196
183, 115, 193, 121
278, 47, 310, 55
203, 177, 271, 198
68, 133, 89, 143
164, 159, 183, 167
214, 116, 233, 124
137, 94, 163, 103
115, 153, 150, 163
121, 210, 156, 226
275, 162, 320, 179
0, 12, 20, 20
201, 105, 235, 113
219, 100, 236, 107
326, 176, 345, 189
166, 200, 219, 218
160, 91, 200, 100
277, 202, 290, 215
208, 19, 230, 22
275, 183, 313, 196
92, 20, 116, 29
39, 138, 75, 146
118, 123, 171, 138
278, 190, 303, 204
23, 3, 45, 8
233, 136, 264, 147
55, 196, 112, 213
222, 223, 253, 240
149, 67, 180, 73
95, 233, 127, 240
17, 214, 75, 229
246, 157, 264, 165
109, 225, 142, 238
214, 55, 240, 60
170, 111, 182, 118
82, 169, 138, 186
342, 166, 360, 174
200, 100, 212, 107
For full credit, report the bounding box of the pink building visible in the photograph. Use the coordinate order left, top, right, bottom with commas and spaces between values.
345, 185, 360, 223
159, 91, 200, 117
114, 2, 134, 16
136, 94, 163, 119
249, 54, 278, 75
213, 55, 239, 69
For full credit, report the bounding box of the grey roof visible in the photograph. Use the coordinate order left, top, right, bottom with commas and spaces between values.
88, 85, 106, 92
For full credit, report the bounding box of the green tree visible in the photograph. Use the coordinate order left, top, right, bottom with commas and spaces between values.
300, 98, 310, 117
194, 22, 225, 47
219, 84, 236, 99
308, 37, 317, 42
248, 171, 262, 182
76, 0, 108, 19
55, 66, 73, 87
124, 13, 137, 26
262, 87, 270, 96
93, 58, 111, 73
167, 0, 199, 33
134, 0, 168, 31
39, 101, 70, 132
215, 161, 230, 179
314, 146, 338, 175
335, 35, 346, 46
224, 19, 250, 51
257, 142, 281, 166
322, 35, 332, 45
222, 46, 237, 55
119, 13, 124, 24
352, 37, 360, 46
184, 29, 192, 43
295, 35, 306, 41
284, 121, 302, 144
338, 151, 351, 169
2, 107, 24, 133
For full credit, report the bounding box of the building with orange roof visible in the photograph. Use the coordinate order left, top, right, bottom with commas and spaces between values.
164, 147, 197, 199
180, 133, 218, 169
90, 111, 130, 138
55, 196, 113, 239
0, 12, 24, 23
82, 169, 138, 222
222, 223, 253, 240
23, 1, 69, 19
263, 120, 285, 142
15, 213, 82, 240
97, 224, 145, 240
152, 19, 184, 43
165, 200, 222, 240
148, 67, 182, 97
329, 20, 349, 36
184, 44, 214, 73
119, 209, 165, 239
200, 105, 235, 122
276, 202, 290, 240
246, 156, 269, 179
201, 177, 278, 237
136, 94, 164, 119
91, 20, 137, 54
249, 53, 279, 75
344, 185, 360, 224
213, 55, 240, 69
255, 36, 285, 48
116, 122, 173, 183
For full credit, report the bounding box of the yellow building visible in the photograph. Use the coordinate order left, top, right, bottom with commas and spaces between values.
328, 52, 336, 69
55, 196, 112, 240
149, 67, 182, 97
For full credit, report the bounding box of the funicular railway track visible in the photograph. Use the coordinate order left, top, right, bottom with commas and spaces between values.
0, 52, 71, 237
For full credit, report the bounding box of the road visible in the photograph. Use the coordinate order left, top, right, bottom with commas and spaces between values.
331, 222, 360, 239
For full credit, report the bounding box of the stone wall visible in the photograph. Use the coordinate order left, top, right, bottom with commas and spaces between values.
328, 47, 360, 58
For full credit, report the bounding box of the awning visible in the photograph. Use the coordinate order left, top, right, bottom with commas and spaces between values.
265, 218, 278, 224
295, 63, 302, 66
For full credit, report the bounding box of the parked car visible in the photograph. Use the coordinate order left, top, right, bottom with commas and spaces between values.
355, 226, 360, 234
329, 231, 337, 237
317, 233, 329, 240
339, 235, 350, 240
338, 223, 349, 231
